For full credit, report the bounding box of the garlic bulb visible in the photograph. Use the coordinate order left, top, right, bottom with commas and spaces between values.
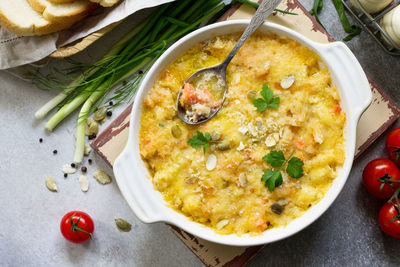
350, 0, 392, 13
381, 5, 400, 47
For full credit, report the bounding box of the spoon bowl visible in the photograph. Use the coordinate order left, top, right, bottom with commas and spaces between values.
176, 0, 281, 124
176, 65, 227, 124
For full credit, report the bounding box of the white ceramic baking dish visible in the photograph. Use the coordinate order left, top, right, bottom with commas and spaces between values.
113, 20, 372, 246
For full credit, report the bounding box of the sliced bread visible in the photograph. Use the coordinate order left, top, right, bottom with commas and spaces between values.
0, 0, 73, 35
90, 0, 121, 7
27, 0, 98, 24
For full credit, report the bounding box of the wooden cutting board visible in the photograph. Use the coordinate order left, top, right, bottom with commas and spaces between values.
92, 0, 400, 266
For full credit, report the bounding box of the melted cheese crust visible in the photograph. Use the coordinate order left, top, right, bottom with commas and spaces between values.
139, 33, 346, 235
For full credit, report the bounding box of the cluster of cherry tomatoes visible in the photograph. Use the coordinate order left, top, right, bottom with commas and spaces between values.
363, 128, 400, 238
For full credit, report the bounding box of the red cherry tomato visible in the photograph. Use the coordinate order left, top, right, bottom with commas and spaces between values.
386, 127, 400, 165
60, 211, 94, 243
379, 201, 400, 238
362, 158, 400, 198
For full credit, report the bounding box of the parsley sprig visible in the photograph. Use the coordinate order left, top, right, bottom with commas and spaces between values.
252, 84, 280, 112
188, 131, 212, 153
261, 150, 304, 191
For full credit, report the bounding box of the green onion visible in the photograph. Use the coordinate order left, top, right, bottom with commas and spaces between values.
309, 0, 325, 29
34, 0, 297, 164
310, 0, 361, 41
331, 0, 361, 41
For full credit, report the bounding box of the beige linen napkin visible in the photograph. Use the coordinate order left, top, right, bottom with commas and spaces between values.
0, 0, 173, 70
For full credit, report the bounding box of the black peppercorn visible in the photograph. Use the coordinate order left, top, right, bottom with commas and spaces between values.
88, 159, 92, 164
64, 173, 68, 178
109, 101, 113, 106
106, 110, 112, 117
71, 163, 76, 168
138, 70, 143, 74
53, 150, 57, 154
39, 138, 43, 143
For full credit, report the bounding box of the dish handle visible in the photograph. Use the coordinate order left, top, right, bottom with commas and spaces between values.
317, 41, 373, 118
114, 154, 162, 224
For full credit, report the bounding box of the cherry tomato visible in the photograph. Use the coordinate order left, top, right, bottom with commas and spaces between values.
379, 201, 400, 238
60, 211, 94, 243
386, 127, 400, 165
362, 158, 400, 198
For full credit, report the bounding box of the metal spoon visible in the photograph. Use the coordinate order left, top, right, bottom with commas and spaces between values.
177, 0, 282, 124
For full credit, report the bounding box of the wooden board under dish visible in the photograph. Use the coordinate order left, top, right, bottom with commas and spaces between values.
91, 0, 400, 266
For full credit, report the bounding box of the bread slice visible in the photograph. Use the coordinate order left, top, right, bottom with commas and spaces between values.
0, 0, 73, 35
27, 0, 98, 24
89, 0, 120, 7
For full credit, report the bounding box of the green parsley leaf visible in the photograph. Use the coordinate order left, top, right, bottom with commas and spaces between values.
261, 169, 283, 192
252, 98, 269, 112
260, 84, 273, 102
187, 131, 211, 152
268, 97, 280, 109
252, 84, 280, 112
260, 150, 304, 191
286, 157, 304, 178
263, 150, 285, 167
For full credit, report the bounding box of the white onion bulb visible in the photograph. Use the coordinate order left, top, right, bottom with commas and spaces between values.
350, 0, 392, 13
381, 5, 400, 47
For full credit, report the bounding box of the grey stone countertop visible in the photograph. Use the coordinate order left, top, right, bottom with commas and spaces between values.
0, 0, 399, 266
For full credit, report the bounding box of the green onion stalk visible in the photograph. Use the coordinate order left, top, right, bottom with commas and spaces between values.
34, 0, 297, 164
35, 0, 229, 163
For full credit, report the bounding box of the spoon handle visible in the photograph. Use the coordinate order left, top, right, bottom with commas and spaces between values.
220, 0, 282, 69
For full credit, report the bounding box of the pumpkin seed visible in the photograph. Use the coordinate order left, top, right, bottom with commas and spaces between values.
247, 90, 257, 100
216, 219, 229, 230
115, 218, 132, 232
238, 173, 247, 187
45, 176, 57, 192
265, 134, 278, 147
94, 107, 107, 121
84, 144, 92, 156
280, 75, 295, 89
206, 154, 217, 171
271, 203, 284, 215
78, 175, 89, 192
62, 164, 77, 174
217, 139, 230, 151
210, 131, 221, 141
85, 118, 98, 136
256, 120, 263, 130
185, 175, 198, 184
93, 170, 111, 184
171, 124, 182, 138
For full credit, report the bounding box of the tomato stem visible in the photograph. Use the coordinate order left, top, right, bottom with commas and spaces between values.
386, 187, 400, 225
377, 171, 400, 192
391, 146, 400, 162
70, 213, 93, 239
